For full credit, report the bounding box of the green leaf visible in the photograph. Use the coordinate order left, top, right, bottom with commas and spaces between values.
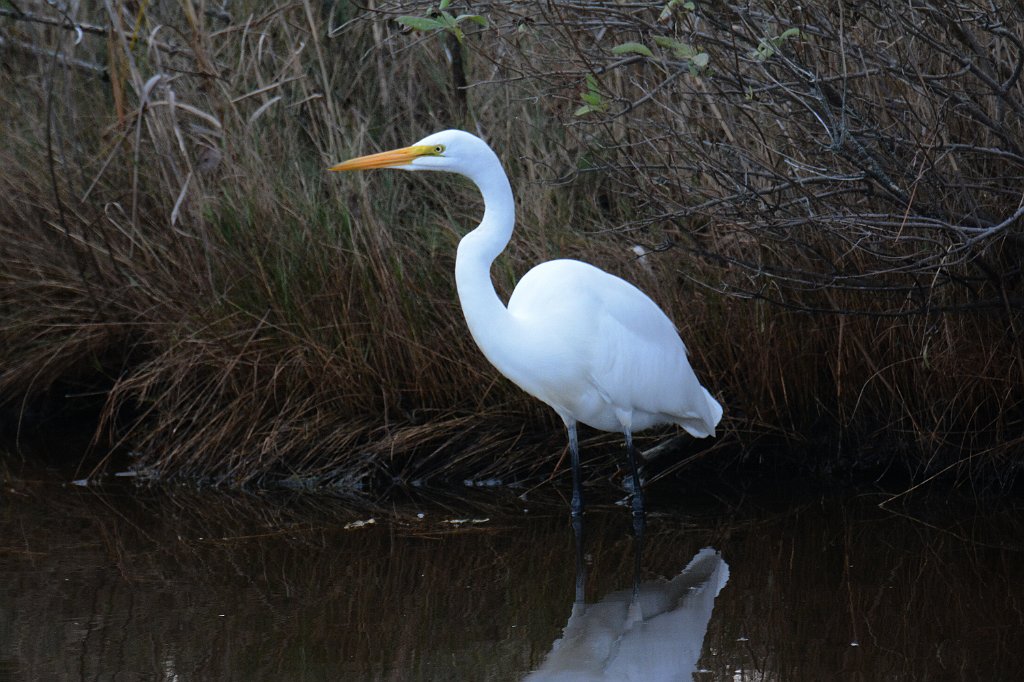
653, 36, 697, 59
756, 46, 772, 61
457, 14, 488, 28
658, 0, 695, 22
438, 11, 457, 29
691, 52, 709, 68
576, 74, 607, 116
396, 16, 446, 31
611, 41, 654, 57
439, 0, 452, 9
755, 28, 800, 60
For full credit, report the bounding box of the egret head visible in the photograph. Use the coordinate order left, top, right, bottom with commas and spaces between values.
329, 130, 497, 180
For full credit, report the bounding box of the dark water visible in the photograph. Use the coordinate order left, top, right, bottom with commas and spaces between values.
1, 467, 1022, 680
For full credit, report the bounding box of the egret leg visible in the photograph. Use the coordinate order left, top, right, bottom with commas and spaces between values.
567, 421, 585, 604
625, 429, 645, 598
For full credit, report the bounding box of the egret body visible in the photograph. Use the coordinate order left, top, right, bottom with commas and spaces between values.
330, 131, 722, 595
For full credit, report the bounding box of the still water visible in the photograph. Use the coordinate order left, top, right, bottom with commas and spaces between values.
1, 468, 1021, 680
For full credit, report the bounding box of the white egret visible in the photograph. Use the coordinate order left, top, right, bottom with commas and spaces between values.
330, 131, 722, 588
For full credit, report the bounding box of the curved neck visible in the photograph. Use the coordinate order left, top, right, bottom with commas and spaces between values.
454, 156, 516, 364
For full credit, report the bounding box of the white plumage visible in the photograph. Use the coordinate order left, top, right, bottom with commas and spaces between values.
331, 129, 722, 539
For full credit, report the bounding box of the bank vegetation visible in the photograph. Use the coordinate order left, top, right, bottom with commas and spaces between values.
1, 1, 1021, 490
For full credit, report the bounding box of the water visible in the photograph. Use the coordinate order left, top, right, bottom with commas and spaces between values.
0, 469, 1021, 680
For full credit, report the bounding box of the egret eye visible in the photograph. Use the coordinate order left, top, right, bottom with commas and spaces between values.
433, 145, 445, 155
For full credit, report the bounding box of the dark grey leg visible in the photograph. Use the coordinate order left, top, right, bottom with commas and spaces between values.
625, 429, 645, 598
568, 421, 585, 604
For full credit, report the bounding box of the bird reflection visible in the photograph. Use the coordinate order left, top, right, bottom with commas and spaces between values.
525, 547, 729, 681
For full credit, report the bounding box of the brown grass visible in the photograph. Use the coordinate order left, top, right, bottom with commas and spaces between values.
1, 1, 1021, 489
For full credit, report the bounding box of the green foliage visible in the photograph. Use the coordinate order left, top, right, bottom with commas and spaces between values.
752, 27, 801, 61
611, 42, 654, 58
609, 36, 709, 77
602, 34, 708, 77
651, 36, 701, 62
397, 0, 488, 44
658, 0, 696, 23
574, 73, 608, 116
651, 36, 709, 73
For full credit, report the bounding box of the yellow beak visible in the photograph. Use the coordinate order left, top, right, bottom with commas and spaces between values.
328, 144, 435, 172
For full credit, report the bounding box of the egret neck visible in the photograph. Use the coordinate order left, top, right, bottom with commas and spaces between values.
453, 153, 518, 371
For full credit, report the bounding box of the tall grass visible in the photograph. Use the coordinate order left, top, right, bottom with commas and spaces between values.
1, 1, 1021, 489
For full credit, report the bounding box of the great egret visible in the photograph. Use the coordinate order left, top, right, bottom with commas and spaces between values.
330, 130, 722, 586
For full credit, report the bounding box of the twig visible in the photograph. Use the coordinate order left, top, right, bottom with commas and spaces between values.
0, 35, 107, 77
0, 7, 107, 36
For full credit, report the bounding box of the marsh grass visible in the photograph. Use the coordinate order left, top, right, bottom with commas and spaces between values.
1, 1, 1021, 490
